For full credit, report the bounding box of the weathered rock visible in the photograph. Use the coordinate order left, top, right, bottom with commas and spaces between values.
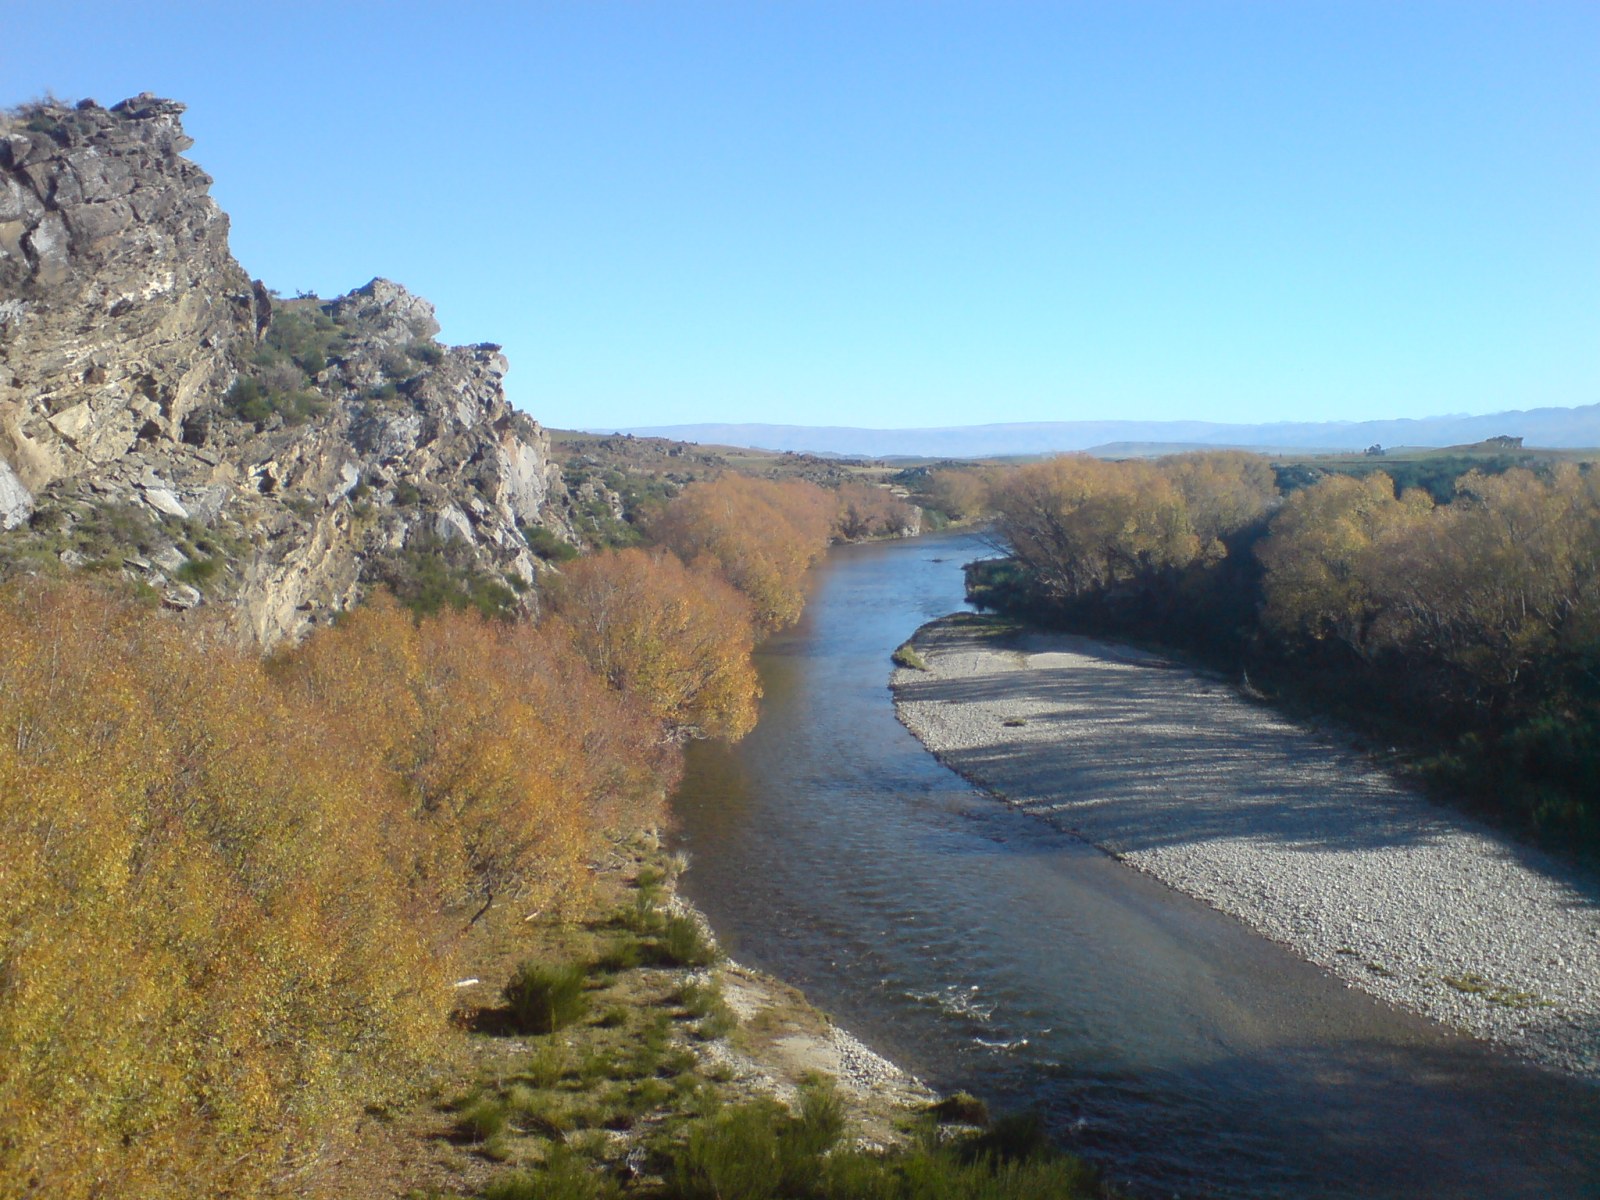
0, 97, 256, 492
0, 455, 31, 529
139, 485, 188, 519
0, 96, 617, 646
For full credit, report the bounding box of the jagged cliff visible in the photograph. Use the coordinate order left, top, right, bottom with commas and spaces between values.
0, 94, 588, 645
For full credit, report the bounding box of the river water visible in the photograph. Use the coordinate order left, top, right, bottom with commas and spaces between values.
670, 531, 1600, 1199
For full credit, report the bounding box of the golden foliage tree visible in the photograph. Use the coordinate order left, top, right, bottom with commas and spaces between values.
832, 480, 917, 541
920, 467, 991, 522
547, 547, 763, 742
1363, 466, 1600, 691
0, 581, 450, 1200
1255, 471, 1434, 655
1160, 451, 1279, 552
1, 578, 685, 1198
989, 455, 1201, 598
649, 476, 834, 634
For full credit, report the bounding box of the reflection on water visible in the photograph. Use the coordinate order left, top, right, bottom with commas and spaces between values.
671, 532, 1600, 1199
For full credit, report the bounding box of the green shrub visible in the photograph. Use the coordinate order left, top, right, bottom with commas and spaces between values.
503, 960, 588, 1034
407, 339, 445, 366
223, 376, 329, 427
793, 1078, 846, 1158
522, 522, 579, 562
656, 914, 718, 968
456, 1094, 508, 1142
174, 556, 220, 588
672, 1084, 847, 1200
892, 642, 929, 671
485, 1149, 619, 1200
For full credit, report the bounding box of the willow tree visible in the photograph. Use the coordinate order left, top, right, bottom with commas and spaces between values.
649, 475, 834, 634
547, 547, 762, 742
989, 454, 1199, 599
1255, 471, 1433, 657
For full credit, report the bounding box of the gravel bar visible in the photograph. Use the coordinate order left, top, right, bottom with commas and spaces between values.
892, 616, 1600, 1083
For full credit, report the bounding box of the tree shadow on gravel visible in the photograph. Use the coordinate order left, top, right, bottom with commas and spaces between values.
896, 640, 1600, 911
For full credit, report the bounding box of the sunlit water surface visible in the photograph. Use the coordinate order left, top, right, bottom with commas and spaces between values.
671, 532, 1600, 1199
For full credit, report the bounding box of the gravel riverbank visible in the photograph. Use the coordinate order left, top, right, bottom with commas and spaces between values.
892, 615, 1600, 1084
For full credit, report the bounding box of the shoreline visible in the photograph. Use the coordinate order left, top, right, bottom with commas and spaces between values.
891, 614, 1600, 1085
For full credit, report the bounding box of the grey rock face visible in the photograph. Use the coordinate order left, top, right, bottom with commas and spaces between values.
0, 95, 586, 646
0, 456, 31, 529
0, 96, 255, 490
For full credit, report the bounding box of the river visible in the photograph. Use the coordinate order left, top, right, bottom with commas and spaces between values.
669, 531, 1600, 1199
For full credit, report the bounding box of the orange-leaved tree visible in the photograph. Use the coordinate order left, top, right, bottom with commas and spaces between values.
0, 579, 450, 1200
989, 455, 1200, 599
546, 546, 762, 742
648, 475, 834, 634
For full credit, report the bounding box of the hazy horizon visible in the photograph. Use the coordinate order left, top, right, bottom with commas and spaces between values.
7, 2, 1596, 431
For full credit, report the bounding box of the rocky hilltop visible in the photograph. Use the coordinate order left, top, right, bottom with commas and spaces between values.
0, 94, 595, 645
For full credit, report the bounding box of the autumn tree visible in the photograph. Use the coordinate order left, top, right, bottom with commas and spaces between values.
273, 594, 676, 921
0, 580, 449, 1199
648, 475, 834, 633
988, 455, 1200, 599
919, 467, 991, 522
832, 480, 918, 541
1255, 471, 1433, 656
1160, 450, 1278, 551
546, 547, 762, 742
1, 575, 689, 1198
1361, 465, 1600, 697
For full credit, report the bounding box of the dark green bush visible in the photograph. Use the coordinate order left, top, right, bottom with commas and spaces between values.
656, 914, 718, 968
174, 556, 220, 588
522, 523, 579, 562
503, 960, 588, 1034
407, 340, 445, 366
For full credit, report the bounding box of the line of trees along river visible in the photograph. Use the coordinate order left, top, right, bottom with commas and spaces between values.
0, 474, 879, 1198
973, 450, 1600, 858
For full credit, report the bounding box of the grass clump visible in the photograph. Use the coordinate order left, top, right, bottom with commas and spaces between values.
456, 1093, 509, 1143
929, 1090, 990, 1125
504, 960, 589, 1034
521, 1042, 571, 1089
892, 641, 930, 671
671, 1089, 842, 1200
661, 1087, 1100, 1200
679, 978, 738, 1041
656, 914, 719, 968
484, 1148, 619, 1200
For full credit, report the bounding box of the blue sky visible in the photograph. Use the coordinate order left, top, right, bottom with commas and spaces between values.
4, 2, 1596, 430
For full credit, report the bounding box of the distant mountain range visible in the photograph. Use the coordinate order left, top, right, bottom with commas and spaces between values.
609, 404, 1600, 459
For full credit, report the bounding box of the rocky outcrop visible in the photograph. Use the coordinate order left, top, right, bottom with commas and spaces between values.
0, 95, 589, 646
0, 95, 259, 491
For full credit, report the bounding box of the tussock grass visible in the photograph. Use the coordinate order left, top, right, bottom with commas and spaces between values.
656, 914, 719, 968
503, 961, 589, 1034
892, 641, 930, 671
